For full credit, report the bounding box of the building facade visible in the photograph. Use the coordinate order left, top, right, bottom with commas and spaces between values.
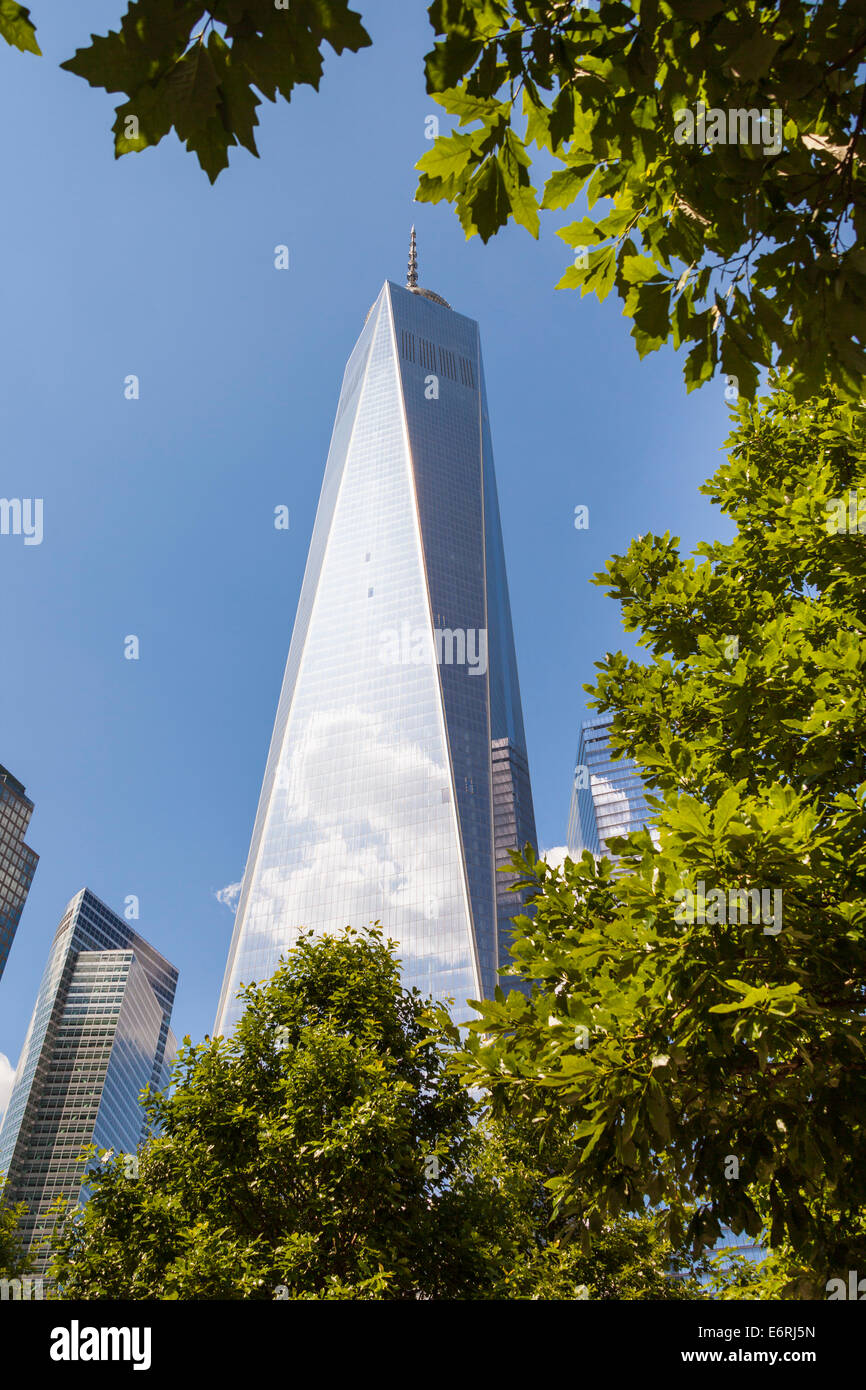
0, 888, 177, 1271
567, 714, 653, 859
215, 239, 536, 1033
0, 764, 38, 982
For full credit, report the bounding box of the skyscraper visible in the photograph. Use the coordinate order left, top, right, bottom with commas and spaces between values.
0, 763, 39, 982
566, 713, 653, 859
0, 888, 177, 1271
216, 235, 536, 1033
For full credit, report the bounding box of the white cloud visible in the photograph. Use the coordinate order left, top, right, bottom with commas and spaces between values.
591, 774, 632, 841
218, 699, 480, 1015
540, 845, 569, 871
0, 1052, 15, 1123
215, 882, 242, 911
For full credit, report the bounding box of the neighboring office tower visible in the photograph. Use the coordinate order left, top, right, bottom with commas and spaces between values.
215, 233, 536, 1033
0, 888, 177, 1272
567, 713, 652, 859
0, 764, 39, 982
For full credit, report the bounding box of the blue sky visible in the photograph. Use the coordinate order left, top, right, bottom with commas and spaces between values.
0, 0, 735, 1097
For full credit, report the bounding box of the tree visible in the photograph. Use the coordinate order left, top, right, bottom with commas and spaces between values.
466, 1094, 715, 1298
50, 925, 514, 1299
0, 1183, 32, 1279
7, 4, 865, 396
49, 922, 716, 1299
0, 2, 371, 183
417, 1, 866, 400
456, 376, 866, 1297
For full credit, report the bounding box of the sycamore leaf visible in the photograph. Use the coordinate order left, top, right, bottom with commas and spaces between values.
460, 155, 511, 241
164, 40, 220, 140
500, 130, 539, 236
209, 30, 260, 157
184, 111, 232, 185
583, 245, 617, 301
726, 33, 781, 81
416, 131, 478, 182
0, 0, 39, 54
683, 320, 716, 391
542, 166, 591, 211
425, 33, 482, 92
646, 1083, 672, 1144
434, 86, 507, 125
557, 215, 607, 249
720, 330, 758, 400
61, 26, 159, 93
61, 0, 369, 181
113, 86, 173, 155
620, 253, 659, 285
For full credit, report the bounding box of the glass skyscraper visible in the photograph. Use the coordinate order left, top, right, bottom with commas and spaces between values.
0, 763, 38, 982
567, 714, 653, 859
0, 888, 177, 1271
216, 237, 536, 1033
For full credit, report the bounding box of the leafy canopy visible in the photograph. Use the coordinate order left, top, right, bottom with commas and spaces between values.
50, 926, 507, 1299
0, 1182, 33, 1280
417, 1, 866, 400
48, 923, 714, 1299
1, 1, 370, 183
6, 2, 865, 397
449, 1071, 715, 1298
456, 376, 866, 1296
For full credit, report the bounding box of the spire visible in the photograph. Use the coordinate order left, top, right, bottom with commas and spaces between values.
390, 224, 451, 312
407, 225, 418, 289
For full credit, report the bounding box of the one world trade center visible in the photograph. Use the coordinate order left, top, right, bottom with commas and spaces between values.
215, 234, 536, 1033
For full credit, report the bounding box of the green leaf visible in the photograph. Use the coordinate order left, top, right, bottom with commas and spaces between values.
113, 87, 173, 156
62, 27, 158, 93
0, 0, 39, 54
500, 130, 539, 236
209, 30, 260, 157
646, 1083, 671, 1144
720, 329, 758, 400
683, 316, 717, 391
184, 112, 232, 185
584, 245, 617, 301
460, 156, 511, 242
726, 33, 781, 81
434, 87, 507, 125
417, 130, 478, 184
164, 40, 220, 141
629, 282, 672, 354
620, 253, 659, 286
542, 166, 590, 211
425, 35, 483, 93
557, 215, 607, 249
309, 0, 371, 58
